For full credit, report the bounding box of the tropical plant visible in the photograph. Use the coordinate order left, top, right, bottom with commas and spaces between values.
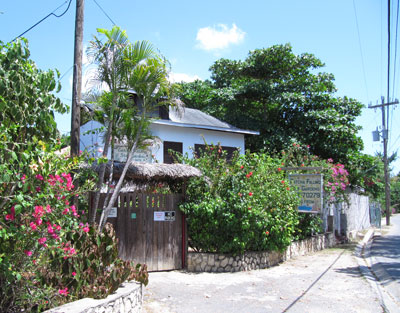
178, 144, 300, 254
86, 26, 180, 230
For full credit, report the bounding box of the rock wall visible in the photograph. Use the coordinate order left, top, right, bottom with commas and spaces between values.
187, 232, 335, 273
45, 281, 142, 313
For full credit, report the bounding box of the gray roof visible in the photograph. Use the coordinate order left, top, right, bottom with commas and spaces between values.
152, 107, 259, 135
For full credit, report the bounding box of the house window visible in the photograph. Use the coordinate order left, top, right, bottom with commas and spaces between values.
194, 144, 238, 161
163, 141, 183, 164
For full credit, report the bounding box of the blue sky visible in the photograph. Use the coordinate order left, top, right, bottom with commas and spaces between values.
1, 0, 400, 174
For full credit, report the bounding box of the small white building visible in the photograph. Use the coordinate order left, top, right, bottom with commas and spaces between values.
80, 106, 258, 164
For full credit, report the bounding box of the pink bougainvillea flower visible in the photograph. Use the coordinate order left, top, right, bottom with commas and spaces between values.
83, 225, 90, 233
5, 206, 15, 221
58, 287, 68, 296
72, 272, 76, 277
35, 174, 44, 181
24, 250, 33, 257
30, 222, 37, 231
38, 237, 47, 245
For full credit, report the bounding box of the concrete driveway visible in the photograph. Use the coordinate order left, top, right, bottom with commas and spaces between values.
143, 244, 383, 313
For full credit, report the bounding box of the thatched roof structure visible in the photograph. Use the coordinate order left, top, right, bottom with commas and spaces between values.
88, 161, 202, 182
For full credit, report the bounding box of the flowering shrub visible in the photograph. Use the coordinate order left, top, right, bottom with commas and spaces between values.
178, 145, 300, 254
280, 142, 350, 204
0, 135, 147, 312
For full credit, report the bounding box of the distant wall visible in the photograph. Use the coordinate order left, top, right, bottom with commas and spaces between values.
325, 192, 371, 239
187, 233, 335, 273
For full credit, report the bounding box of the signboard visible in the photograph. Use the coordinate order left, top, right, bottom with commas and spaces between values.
108, 207, 117, 218
154, 211, 176, 221
114, 145, 152, 163
288, 174, 323, 213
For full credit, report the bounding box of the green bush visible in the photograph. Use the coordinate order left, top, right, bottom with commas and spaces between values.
179, 145, 300, 254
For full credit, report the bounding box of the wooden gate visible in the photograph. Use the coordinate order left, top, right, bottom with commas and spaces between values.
90, 192, 185, 271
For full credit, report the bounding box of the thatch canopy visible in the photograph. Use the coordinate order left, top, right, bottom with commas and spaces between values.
87, 161, 202, 182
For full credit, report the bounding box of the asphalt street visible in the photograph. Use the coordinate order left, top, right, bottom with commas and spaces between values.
370, 214, 400, 308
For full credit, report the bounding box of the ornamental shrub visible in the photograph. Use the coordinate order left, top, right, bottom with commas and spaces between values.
0, 38, 148, 312
178, 145, 300, 254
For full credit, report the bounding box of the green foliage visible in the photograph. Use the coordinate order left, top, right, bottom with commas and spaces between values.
295, 214, 323, 240
280, 142, 350, 205
0, 37, 147, 312
178, 43, 364, 168
0, 39, 66, 144
40, 223, 148, 302
391, 175, 400, 213
178, 144, 300, 254
345, 152, 385, 199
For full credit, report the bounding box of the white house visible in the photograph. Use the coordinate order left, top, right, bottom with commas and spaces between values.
80, 106, 259, 164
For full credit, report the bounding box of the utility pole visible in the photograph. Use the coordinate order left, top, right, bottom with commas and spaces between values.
70, 0, 85, 157
369, 98, 398, 226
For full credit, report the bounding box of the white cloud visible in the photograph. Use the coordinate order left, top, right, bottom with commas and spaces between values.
196, 23, 245, 51
168, 72, 202, 83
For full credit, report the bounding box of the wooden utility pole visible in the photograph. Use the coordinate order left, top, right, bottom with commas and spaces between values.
369, 98, 398, 226
70, 0, 85, 157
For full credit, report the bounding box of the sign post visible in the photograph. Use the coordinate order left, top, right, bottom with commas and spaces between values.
288, 173, 323, 213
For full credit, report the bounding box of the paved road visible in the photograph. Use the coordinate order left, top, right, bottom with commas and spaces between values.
143, 245, 383, 313
370, 214, 400, 305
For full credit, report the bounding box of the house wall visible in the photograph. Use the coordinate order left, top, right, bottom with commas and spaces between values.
150, 123, 245, 163
80, 121, 245, 163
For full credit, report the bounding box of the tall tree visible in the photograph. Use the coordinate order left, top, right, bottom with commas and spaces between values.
178, 44, 363, 165
86, 26, 180, 229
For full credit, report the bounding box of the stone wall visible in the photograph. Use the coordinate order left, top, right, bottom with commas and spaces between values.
187, 232, 335, 273
45, 281, 142, 313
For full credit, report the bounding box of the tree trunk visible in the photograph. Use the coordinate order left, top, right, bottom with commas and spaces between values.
98, 122, 143, 231
89, 122, 113, 224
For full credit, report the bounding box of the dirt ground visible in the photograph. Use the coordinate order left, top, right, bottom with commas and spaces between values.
142, 244, 383, 313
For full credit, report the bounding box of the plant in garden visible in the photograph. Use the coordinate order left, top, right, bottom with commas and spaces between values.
0, 38, 148, 312
280, 142, 350, 204
86, 26, 182, 231
178, 144, 300, 254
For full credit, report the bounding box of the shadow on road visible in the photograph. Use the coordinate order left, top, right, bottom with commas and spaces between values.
281, 250, 345, 312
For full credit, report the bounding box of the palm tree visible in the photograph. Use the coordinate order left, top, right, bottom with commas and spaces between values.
86, 26, 183, 230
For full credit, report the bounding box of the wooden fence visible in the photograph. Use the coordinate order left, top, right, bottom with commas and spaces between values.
89, 192, 186, 271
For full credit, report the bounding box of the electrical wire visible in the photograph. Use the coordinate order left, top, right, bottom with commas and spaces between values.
389, 0, 400, 147
352, 0, 369, 101
10, 0, 73, 43
92, 0, 116, 26
58, 65, 74, 82
391, 0, 399, 101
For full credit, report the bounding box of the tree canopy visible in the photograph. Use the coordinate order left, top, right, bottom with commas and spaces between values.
178, 44, 364, 166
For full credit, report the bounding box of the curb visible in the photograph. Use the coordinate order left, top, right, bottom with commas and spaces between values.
356, 228, 399, 313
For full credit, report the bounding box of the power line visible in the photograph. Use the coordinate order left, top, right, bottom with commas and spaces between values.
391, 0, 399, 101
352, 0, 369, 101
92, 0, 116, 25
389, 0, 400, 146
10, 0, 73, 43
59, 65, 74, 82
